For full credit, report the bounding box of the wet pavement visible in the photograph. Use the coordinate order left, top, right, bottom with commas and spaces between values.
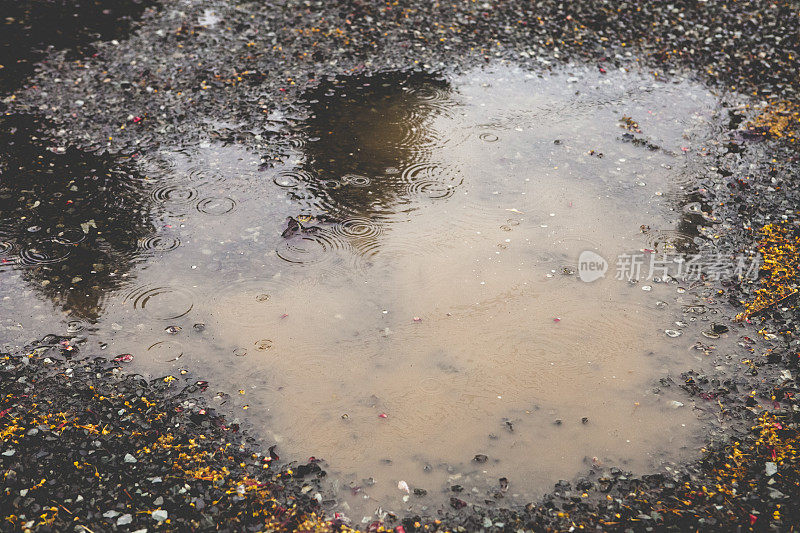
1, 0, 799, 531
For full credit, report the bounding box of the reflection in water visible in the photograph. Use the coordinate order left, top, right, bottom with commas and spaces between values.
273, 72, 465, 264
290, 72, 460, 219
0, 114, 152, 320
210, 67, 723, 515
0, 67, 731, 518
0, 0, 156, 93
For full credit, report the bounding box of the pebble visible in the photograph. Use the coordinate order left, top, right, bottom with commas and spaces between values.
765, 462, 778, 476
1, 0, 797, 530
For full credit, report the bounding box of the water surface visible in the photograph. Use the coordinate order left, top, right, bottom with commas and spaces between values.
0, 66, 726, 518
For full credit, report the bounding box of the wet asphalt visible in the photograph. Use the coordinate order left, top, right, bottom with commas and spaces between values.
1, 1, 800, 531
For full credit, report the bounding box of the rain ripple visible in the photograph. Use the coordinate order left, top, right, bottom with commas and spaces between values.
18, 240, 72, 266
122, 284, 195, 320
276, 230, 352, 266
401, 162, 462, 200
196, 196, 237, 216
273, 169, 315, 189
138, 235, 181, 253
151, 184, 199, 204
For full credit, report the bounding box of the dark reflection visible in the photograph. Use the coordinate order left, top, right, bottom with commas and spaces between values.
0, 0, 156, 93
640, 214, 705, 256
287, 71, 460, 219
617, 125, 711, 256
0, 114, 151, 320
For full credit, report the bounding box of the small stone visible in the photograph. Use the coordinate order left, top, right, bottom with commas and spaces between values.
124, 453, 137, 463
151, 509, 168, 522
117, 514, 133, 526
769, 488, 786, 500
765, 462, 778, 476
450, 497, 467, 509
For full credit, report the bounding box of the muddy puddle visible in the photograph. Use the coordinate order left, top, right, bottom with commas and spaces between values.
0, 66, 735, 518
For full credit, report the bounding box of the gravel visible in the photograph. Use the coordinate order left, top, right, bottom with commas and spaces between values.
1, 0, 799, 531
